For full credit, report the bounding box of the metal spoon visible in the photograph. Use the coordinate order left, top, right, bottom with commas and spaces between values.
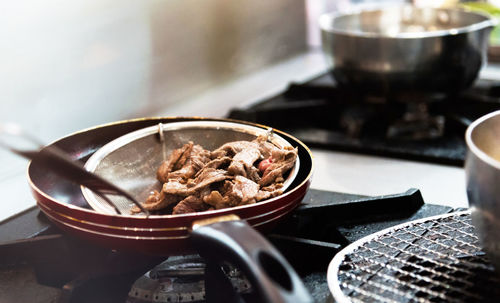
0, 123, 149, 216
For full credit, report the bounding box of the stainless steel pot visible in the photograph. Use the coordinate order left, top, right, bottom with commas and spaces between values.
465, 110, 500, 271
319, 5, 496, 94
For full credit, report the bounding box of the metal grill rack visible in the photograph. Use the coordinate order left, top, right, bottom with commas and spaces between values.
328, 211, 500, 303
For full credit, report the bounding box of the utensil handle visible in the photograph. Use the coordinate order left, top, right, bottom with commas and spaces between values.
34, 146, 151, 215
191, 219, 313, 303
0, 123, 149, 215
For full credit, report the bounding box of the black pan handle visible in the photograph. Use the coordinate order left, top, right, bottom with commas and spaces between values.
191, 215, 313, 303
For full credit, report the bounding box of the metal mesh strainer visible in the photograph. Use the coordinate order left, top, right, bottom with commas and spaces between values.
328, 211, 500, 303
82, 121, 299, 215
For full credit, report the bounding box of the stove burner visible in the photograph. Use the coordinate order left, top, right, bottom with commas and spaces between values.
329, 211, 500, 303
128, 256, 251, 303
386, 103, 445, 140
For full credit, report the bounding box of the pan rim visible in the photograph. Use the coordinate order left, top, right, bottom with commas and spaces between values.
39, 197, 301, 241
37, 188, 303, 231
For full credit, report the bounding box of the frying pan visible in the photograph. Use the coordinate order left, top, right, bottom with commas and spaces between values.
26, 117, 314, 302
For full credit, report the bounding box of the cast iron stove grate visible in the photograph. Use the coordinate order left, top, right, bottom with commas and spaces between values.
329, 211, 500, 303
0, 188, 453, 303
228, 73, 500, 166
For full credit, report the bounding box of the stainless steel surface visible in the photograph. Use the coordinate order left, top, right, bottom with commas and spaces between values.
319, 5, 496, 94
328, 211, 500, 303
129, 255, 251, 303
83, 121, 299, 215
465, 110, 500, 271
0, 123, 147, 215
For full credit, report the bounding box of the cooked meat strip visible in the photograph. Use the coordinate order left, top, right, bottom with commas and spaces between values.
174, 142, 194, 170
204, 190, 230, 209
259, 147, 298, 186
256, 183, 284, 201
163, 168, 231, 196
228, 146, 261, 177
157, 142, 194, 183
255, 189, 282, 201
144, 190, 163, 204
204, 176, 259, 208
225, 175, 260, 205
211, 141, 259, 158
204, 156, 232, 169
246, 165, 261, 183
134, 136, 297, 215
190, 145, 212, 167
173, 195, 211, 214
255, 136, 282, 159
167, 144, 211, 181
209, 149, 227, 160
212, 139, 272, 178
166, 166, 193, 182
156, 163, 171, 184
131, 190, 181, 213
261, 182, 284, 192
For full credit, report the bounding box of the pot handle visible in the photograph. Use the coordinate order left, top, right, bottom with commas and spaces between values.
191, 215, 313, 303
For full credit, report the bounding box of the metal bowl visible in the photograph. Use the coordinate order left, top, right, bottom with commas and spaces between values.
465, 110, 500, 270
319, 5, 496, 94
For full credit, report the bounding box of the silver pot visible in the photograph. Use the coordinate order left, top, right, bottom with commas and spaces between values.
319, 5, 496, 94
465, 110, 500, 270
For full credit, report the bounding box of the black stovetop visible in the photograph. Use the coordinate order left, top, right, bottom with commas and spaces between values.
228, 73, 500, 166
0, 188, 455, 303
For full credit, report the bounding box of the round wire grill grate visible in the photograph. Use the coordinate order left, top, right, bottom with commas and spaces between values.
328, 211, 500, 303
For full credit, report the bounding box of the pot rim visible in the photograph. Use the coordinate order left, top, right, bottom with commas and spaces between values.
466, 110, 500, 170
319, 5, 497, 39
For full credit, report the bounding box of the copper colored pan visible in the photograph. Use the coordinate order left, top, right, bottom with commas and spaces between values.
27, 117, 314, 303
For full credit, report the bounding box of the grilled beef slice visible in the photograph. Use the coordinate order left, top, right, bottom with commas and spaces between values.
135, 136, 297, 215
166, 144, 211, 181
163, 168, 231, 196
156, 142, 194, 183
259, 146, 297, 186
173, 195, 212, 214
131, 190, 181, 213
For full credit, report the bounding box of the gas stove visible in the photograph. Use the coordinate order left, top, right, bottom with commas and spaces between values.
0, 188, 457, 303
2, 65, 499, 302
